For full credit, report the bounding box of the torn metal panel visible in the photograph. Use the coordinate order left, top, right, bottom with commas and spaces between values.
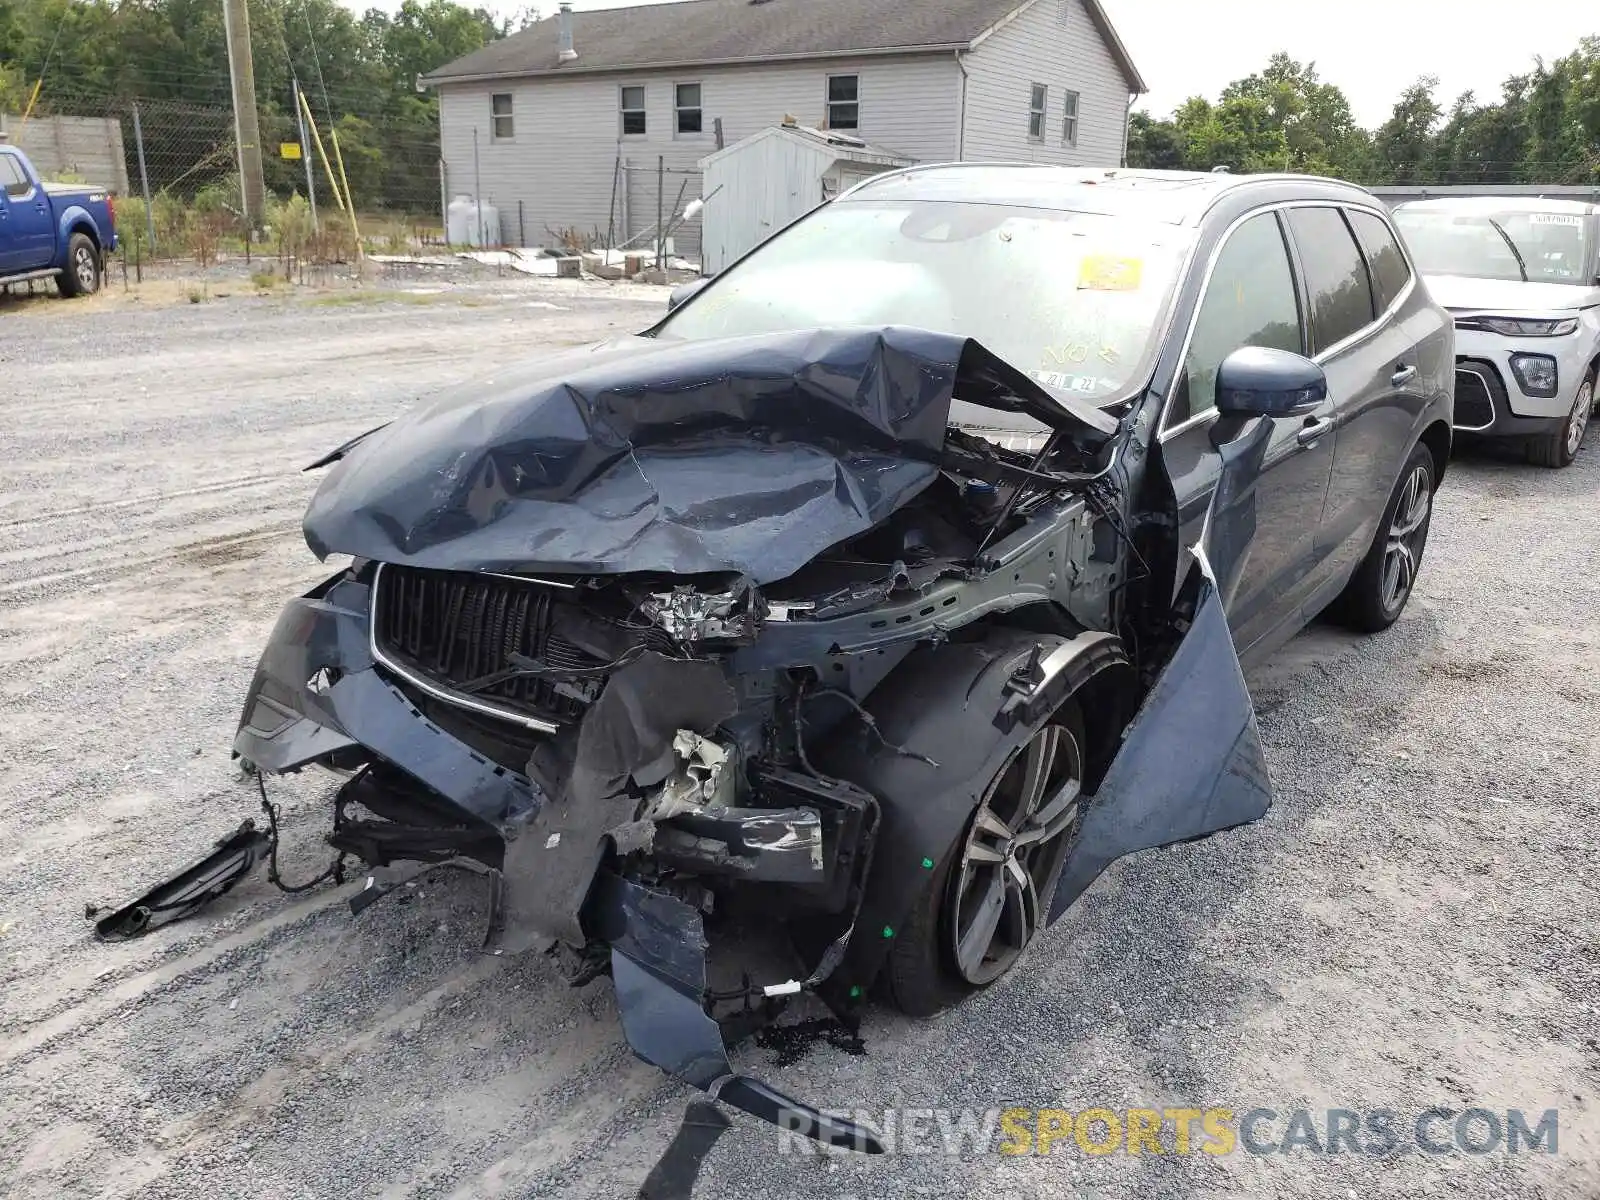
654, 808, 824, 882
300, 328, 1112, 584
649, 729, 736, 819
1047, 554, 1271, 922
638, 579, 766, 645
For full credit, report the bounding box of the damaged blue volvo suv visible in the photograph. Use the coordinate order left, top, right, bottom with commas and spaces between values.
107, 167, 1454, 1152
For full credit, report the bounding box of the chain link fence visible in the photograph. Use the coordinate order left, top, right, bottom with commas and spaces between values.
7, 87, 449, 270
618, 163, 703, 263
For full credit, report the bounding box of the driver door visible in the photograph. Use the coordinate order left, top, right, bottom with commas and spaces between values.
1157, 208, 1336, 658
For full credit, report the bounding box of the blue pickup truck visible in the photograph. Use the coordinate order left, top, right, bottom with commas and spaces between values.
0, 136, 117, 297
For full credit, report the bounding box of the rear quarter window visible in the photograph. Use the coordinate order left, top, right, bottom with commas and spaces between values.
1285, 206, 1377, 353
0, 154, 30, 198
1347, 209, 1412, 314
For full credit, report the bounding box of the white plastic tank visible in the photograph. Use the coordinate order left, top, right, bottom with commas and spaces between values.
446, 194, 500, 247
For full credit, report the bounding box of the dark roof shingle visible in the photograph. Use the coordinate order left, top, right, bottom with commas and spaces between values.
424, 0, 1143, 91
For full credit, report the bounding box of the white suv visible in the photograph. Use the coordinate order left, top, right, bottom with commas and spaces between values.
1393, 197, 1600, 468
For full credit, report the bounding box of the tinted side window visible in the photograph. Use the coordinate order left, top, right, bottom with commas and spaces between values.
0, 155, 29, 198
1347, 208, 1411, 314
1286, 207, 1375, 352
1169, 212, 1303, 428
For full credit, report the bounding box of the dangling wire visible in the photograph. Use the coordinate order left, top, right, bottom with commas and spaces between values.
256, 771, 349, 894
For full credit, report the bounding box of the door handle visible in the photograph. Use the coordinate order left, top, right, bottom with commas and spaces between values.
1391, 364, 1418, 387
1296, 417, 1333, 447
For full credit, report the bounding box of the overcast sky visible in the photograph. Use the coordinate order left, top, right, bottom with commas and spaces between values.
373, 0, 1597, 129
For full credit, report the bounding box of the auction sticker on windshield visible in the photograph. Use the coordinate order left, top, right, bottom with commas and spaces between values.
1078, 255, 1143, 292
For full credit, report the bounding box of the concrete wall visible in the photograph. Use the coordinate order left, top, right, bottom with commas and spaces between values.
0, 113, 129, 194
959, 0, 1132, 166
437, 52, 959, 257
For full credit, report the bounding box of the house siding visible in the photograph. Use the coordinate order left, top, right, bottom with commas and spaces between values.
437, 53, 959, 255
959, 0, 1131, 166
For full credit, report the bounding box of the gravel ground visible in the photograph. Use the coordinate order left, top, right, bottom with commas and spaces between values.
0, 276, 1596, 1200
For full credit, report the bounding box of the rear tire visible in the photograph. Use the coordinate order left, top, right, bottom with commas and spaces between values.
884, 700, 1087, 1018
1526, 372, 1594, 469
57, 232, 101, 298
1332, 441, 1434, 633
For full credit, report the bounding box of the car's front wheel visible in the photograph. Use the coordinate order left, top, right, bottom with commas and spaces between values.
1526, 370, 1594, 469
884, 701, 1086, 1017
1332, 441, 1435, 633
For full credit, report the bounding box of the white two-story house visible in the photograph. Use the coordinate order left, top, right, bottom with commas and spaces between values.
422, 0, 1146, 259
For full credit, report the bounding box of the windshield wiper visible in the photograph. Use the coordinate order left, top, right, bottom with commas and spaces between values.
1486, 219, 1529, 282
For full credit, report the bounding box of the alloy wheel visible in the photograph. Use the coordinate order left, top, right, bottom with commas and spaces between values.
948, 719, 1084, 986
1566, 379, 1593, 459
74, 245, 97, 291
1382, 463, 1431, 614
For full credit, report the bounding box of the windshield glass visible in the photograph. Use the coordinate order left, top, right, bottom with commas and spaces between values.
657, 200, 1193, 404
1394, 208, 1593, 284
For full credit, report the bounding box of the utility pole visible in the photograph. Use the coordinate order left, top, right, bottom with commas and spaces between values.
221, 0, 266, 232
291, 78, 319, 231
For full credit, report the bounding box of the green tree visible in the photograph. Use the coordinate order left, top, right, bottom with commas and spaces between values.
1372, 76, 1442, 184
377, 0, 500, 89
1218, 53, 1367, 175
1125, 110, 1183, 169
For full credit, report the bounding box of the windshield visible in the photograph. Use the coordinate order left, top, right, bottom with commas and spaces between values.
1394, 208, 1594, 285
657, 200, 1193, 404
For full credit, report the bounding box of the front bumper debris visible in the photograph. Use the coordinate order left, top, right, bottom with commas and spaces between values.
588, 871, 885, 1153
91, 819, 272, 940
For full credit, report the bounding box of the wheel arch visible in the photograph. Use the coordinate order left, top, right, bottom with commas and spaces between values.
55, 211, 104, 265
1417, 418, 1452, 489
814, 623, 1136, 1010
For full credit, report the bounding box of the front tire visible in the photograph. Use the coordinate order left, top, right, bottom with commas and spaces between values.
57, 232, 101, 298
1332, 442, 1435, 633
1526, 371, 1594, 469
884, 701, 1086, 1017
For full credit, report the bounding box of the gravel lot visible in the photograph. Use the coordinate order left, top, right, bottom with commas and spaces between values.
1, 275, 1596, 1200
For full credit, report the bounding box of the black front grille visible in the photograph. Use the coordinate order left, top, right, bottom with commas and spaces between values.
372, 565, 600, 723
1454, 358, 1504, 431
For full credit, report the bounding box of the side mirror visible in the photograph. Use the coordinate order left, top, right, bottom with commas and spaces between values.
1215, 346, 1327, 419
666, 276, 712, 313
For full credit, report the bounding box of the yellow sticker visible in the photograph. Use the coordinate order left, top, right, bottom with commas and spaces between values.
1078, 255, 1142, 292
279, 142, 303, 160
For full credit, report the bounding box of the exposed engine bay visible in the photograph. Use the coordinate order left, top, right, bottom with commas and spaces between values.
99, 327, 1271, 1154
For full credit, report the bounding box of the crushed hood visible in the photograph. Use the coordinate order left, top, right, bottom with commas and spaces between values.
302, 326, 1116, 585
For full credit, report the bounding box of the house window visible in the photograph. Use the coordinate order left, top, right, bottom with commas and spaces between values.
827, 75, 859, 130
1028, 83, 1047, 141
1062, 90, 1080, 147
675, 83, 703, 135
620, 85, 646, 136
491, 92, 514, 141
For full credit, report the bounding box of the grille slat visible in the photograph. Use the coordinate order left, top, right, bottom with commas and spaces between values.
373, 566, 597, 723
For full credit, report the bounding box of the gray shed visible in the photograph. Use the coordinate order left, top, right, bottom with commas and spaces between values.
698, 122, 913, 273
